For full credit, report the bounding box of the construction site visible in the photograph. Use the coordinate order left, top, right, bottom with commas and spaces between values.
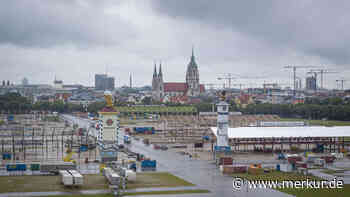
0, 113, 100, 173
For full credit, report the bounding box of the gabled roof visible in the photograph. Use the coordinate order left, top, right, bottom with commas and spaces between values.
164, 82, 187, 92
200, 84, 205, 93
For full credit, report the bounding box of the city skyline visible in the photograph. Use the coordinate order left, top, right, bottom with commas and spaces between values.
1, 1, 350, 89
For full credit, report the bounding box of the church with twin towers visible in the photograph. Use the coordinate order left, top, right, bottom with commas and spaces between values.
152, 48, 205, 102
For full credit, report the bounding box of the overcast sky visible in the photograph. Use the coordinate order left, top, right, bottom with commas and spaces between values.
1, 0, 349, 89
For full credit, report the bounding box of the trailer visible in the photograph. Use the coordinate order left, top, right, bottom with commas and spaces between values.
103, 167, 121, 185
59, 170, 73, 186
69, 170, 84, 186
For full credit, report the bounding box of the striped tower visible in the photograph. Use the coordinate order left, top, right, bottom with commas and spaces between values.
216, 92, 229, 147
98, 111, 119, 145
98, 91, 120, 146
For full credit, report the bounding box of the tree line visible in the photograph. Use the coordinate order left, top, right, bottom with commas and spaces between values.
0, 93, 84, 114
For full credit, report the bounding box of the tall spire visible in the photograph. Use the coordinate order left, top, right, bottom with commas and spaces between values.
158, 61, 162, 77
129, 73, 132, 88
191, 45, 195, 61
153, 62, 157, 77
192, 45, 194, 57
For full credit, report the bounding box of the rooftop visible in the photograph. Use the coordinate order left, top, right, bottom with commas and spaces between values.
211, 126, 350, 138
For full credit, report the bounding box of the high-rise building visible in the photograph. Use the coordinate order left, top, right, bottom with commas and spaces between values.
22, 77, 29, 86
306, 76, 317, 90
95, 74, 115, 90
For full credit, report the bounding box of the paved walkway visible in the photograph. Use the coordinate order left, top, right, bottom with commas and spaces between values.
0, 186, 208, 197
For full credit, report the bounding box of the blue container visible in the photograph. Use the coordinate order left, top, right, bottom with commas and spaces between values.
2, 153, 11, 160
214, 146, 231, 152
134, 127, 155, 134
141, 160, 157, 168
202, 136, 210, 141
79, 145, 88, 152
100, 151, 117, 157
276, 164, 281, 171
7, 115, 14, 121
6, 164, 27, 171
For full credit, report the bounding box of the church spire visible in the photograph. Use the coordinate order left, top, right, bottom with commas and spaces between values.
153, 62, 157, 77
158, 61, 162, 78
191, 45, 195, 62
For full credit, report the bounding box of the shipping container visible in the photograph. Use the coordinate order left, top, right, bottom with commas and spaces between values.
218, 157, 233, 165
141, 160, 156, 171
79, 144, 88, 152
7, 115, 14, 121
133, 127, 155, 134
6, 163, 26, 171
2, 153, 11, 160
214, 146, 231, 152
194, 143, 203, 148
30, 163, 40, 171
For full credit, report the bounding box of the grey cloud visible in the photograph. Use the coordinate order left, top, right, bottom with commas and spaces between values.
0, 0, 135, 48
151, 0, 350, 65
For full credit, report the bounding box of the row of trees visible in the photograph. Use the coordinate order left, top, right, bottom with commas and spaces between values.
242, 103, 350, 121
0, 93, 84, 114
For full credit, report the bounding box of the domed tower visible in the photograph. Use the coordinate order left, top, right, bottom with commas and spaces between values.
186, 48, 200, 97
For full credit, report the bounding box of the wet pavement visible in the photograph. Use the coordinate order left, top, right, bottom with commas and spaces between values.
62, 114, 293, 197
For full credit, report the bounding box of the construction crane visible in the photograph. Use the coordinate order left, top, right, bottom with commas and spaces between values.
284, 66, 319, 96
308, 69, 338, 89
231, 83, 246, 91
336, 79, 347, 90
217, 73, 236, 89
203, 83, 222, 90
218, 73, 266, 89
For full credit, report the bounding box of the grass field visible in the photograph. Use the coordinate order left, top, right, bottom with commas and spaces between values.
233, 171, 349, 197
127, 172, 195, 189
0, 172, 194, 193
280, 118, 350, 126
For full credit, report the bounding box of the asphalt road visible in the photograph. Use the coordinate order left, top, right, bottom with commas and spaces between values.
62, 114, 292, 197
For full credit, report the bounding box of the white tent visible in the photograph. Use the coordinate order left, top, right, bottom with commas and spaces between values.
211, 126, 350, 138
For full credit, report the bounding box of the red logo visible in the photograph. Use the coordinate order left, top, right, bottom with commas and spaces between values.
106, 119, 113, 126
